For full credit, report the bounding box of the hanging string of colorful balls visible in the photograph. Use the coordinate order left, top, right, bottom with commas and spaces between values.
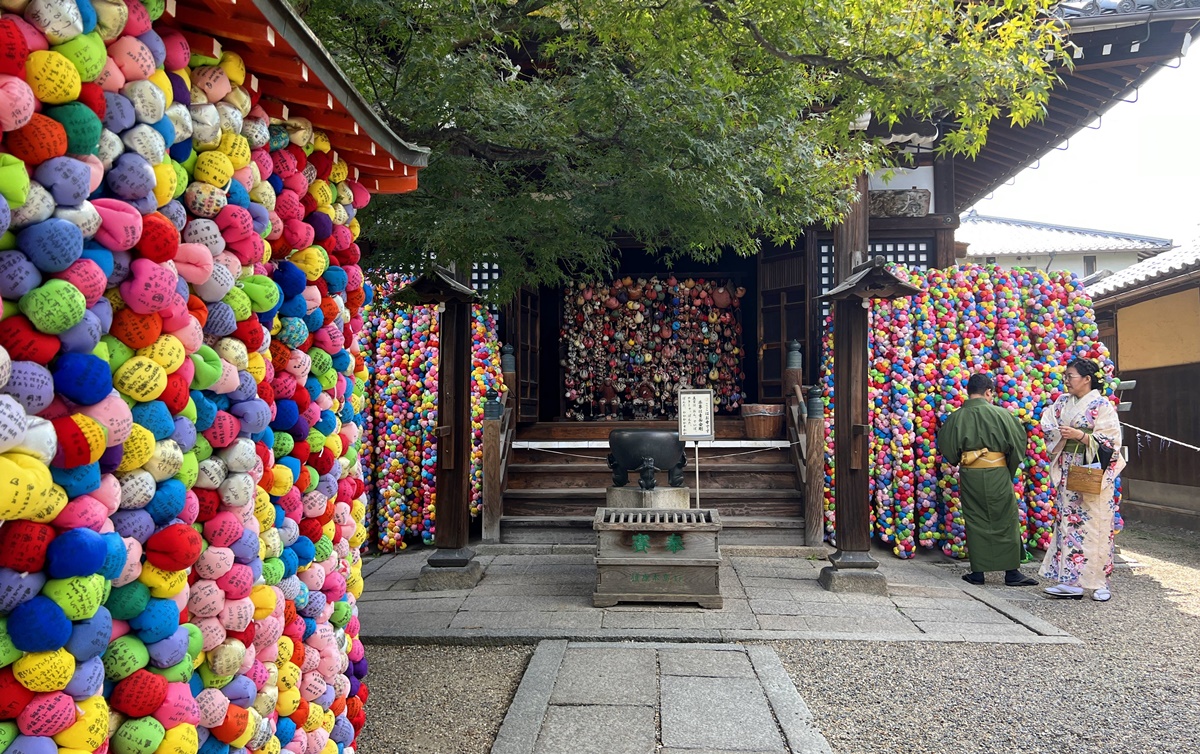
0, 4, 379, 754
359, 274, 503, 552
820, 263, 1122, 559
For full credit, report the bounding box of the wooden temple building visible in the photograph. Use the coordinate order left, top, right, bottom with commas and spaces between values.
477, 10, 1200, 545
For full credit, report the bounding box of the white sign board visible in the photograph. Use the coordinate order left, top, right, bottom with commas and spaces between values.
677, 389, 715, 442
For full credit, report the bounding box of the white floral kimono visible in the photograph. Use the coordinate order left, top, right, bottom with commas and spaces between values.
1039, 390, 1126, 590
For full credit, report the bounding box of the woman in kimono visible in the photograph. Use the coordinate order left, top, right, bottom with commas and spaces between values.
1040, 358, 1126, 602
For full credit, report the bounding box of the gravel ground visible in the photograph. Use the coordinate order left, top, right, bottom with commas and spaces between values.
776, 522, 1200, 754
355, 522, 1198, 754
358, 644, 533, 754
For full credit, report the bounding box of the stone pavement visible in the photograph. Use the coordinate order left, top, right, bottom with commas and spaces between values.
358, 545, 1076, 644
359, 545, 1078, 753
489, 640, 833, 754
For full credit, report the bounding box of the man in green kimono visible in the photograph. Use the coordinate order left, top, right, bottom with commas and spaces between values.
937, 373, 1038, 587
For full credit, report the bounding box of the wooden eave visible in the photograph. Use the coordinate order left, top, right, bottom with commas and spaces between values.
161, 0, 430, 194
951, 15, 1200, 211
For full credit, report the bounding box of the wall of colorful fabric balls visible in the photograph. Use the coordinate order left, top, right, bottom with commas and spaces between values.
820, 264, 1121, 559
561, 277, 746, 420
359, 275, 503, 552
0, 5, 376, 754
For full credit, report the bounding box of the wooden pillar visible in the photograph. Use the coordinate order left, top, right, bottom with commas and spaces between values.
432, 298, 472, 556
833, 173, 870, 283
830, 297, 872, 556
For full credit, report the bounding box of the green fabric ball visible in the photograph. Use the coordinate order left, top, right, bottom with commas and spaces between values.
106, 581, 151, 621
45, 102, 103, 156
103, 634, 149, 681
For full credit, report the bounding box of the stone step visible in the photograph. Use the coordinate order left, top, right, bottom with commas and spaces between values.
506, 463, 798, 490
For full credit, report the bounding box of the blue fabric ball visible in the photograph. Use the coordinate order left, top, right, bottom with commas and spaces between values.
99, 532, 128, 581
169, 139, 193, 163
273, 261, 306, 299
191, 390, 217, 431
226, 180, 249, 209
129, 597, 179, 644
81, 242, 115, 279
150, 116, 175, 148
51, 352, 113, 406
279, 548, 298, 578
266, 174, 283, 195
271, 400, 298, 432
315, 410, 337, 436
322, 267, 347, 294
46, 527, 107, 578
275, 718, 296, 746
9, 595, 73, 652
146, 479, 186, 525
75, 0, 97, 33
330, 350, 351, 374
278, 295, 307, 318
66, 605, 113, 661
18, 218, 85, 273
302, 309, 324, 333
132, 401, 175, 441
289, 536, 315, 567
277, 455, 300, 483
51, 463, 101, 498
189, 674, 208, 705
303, 377, 322, 402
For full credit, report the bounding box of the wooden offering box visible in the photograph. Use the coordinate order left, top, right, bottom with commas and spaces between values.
593, 508, 723, 609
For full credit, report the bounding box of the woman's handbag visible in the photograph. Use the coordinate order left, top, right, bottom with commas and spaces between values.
1065, 441, 1104, 495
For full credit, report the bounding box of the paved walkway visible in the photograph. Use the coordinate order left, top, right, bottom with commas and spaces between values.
358, 546, 1074, 644
490, 641, 833, 754
359, 545, 1076, 753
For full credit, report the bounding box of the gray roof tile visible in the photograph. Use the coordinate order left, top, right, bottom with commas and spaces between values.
1087, 236, 1200, 298
957, 210, 1173, 257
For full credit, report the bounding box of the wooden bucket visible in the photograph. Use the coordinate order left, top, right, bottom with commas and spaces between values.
741, 404, 784, 439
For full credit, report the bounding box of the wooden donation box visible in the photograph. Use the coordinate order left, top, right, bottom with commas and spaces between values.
592, 508, 723, 609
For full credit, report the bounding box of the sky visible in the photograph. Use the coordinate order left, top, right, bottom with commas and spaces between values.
970, 51, 1200, 248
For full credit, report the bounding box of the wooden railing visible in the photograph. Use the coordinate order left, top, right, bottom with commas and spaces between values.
786, 384, 808, 487
786, 384, 828, 547
481, 385, 517, 542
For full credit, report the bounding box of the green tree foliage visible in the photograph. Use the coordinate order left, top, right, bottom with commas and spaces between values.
295, 0, 1065, 301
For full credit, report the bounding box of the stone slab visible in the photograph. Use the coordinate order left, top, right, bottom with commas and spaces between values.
491, 640, 567, 754
659, 648, 755, 678
605, 486, 691, 508
450, 612, 603, 631
660, 676, 785, 752
533, 705, 656, 754
415, 560, 483, 591
550, 647, 658, 706
817, 566, 889, 595
746, 645, 834, 754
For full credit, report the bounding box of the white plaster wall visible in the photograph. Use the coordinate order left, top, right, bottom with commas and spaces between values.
962, 251, 1144, 276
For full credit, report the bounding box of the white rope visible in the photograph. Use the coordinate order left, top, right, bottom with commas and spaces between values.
1121, 422, 1200, 454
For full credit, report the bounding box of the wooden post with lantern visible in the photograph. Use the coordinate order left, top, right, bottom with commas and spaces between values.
817, 256, 922, 593
397, 266, 485, 590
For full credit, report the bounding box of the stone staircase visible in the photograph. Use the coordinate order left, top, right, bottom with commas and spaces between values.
498, 421, 806, 545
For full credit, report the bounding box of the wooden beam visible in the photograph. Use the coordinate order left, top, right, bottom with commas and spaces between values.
833, 173, 869, 283
170, 9, 276, 47
238, 52, 309, 84
932, 156, 955, 215
257, 81, 332, 109
287, 108, 362, 136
